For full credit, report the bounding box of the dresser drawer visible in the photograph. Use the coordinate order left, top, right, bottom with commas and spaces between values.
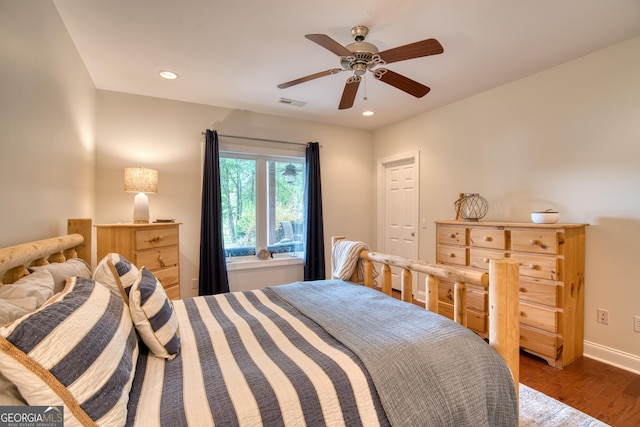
135, 227, 179, 250
437, 280, 487, 311
469, 228, 506, 249
469, 248, 508, 271
153, 265, 179, 288
437, 225, 466, 246
437, 245, 467, 266
520, 325, 560, 360
519, 280, 560, 307
437, 302, 487, 333
164, 283, 180, 300
511, 229, 560, 255
516, 253, 560, 280
135, 246, 179, 271
519, 301, 559, 333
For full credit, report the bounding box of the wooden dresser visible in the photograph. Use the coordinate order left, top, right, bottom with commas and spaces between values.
96, 222, 181, 299
435, 220, 587, 368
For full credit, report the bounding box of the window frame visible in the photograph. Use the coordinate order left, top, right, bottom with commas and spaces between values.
219, 141, 305, 268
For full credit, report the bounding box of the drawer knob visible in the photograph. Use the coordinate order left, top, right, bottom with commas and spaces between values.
483, 258, 490, 263
519, 287, 527, 293
529, 239, 540, 246
520, 311, 526, 317
528, 264, 540, 270
449, 253, 456, 258
483, 236, 493, 242
151, 235, 165, 243
449, 233, 456, 239
158, 255, 166, 268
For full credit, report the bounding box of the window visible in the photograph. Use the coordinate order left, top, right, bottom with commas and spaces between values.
220, 151, 305, 260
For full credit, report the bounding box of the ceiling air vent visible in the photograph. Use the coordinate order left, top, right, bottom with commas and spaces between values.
278, 98, 306, 107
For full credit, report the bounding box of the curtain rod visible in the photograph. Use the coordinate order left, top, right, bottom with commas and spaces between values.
201, 131, 307, 147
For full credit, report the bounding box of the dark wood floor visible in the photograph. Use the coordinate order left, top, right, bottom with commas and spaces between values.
519, 351, 640, 427
392, 290, 640, 426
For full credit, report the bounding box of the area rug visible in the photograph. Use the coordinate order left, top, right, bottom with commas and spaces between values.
520, 384, 610, 426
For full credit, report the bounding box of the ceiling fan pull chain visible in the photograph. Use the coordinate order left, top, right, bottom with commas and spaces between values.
363, 73, 368, 101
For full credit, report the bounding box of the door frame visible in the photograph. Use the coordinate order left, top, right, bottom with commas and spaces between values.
376, 151, 421, 297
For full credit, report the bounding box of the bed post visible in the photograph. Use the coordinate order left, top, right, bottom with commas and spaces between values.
67, 218, 92, 265
489, 259, 520, 397
426, 275, 438, 312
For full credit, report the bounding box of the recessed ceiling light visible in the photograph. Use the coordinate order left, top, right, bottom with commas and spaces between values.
159, 70, 178, 80
362, 111, 374, 116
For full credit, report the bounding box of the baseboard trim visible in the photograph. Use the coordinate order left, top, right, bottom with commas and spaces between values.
584, 340, 640, 375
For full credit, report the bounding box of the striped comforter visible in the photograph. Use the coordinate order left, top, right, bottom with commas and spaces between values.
126, 280, 518, 426
126, 283, 389, 426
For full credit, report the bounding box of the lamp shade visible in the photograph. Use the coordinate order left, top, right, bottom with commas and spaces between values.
124, 167, 158, 193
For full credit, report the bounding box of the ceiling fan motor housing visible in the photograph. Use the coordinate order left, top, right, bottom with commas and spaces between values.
341, 40, 380, 74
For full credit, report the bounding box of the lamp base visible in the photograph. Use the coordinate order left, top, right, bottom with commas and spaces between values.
133, 192, 150, 223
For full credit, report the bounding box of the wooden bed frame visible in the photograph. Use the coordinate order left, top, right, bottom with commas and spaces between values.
0, 221, 519, 402
0, 219, 92, 285
332, 236, 520, 395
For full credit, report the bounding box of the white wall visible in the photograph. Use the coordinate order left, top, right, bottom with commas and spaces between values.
373, 36, 640, 372
5, 0, 638, 373
0, 0, 96, 246
95, 91, 375, 297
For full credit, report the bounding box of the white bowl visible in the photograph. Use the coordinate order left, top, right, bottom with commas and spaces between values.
531, 211, 559, 224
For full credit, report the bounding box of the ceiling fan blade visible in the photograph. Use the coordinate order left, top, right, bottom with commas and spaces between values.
378, 38, 443, 64
338, 76, 361, 110
278, 68, 342, 89
374, 69, 430, 98
305, 34, 353, 57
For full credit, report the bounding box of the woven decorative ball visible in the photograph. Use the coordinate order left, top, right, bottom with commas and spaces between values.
454, 193, 488, 221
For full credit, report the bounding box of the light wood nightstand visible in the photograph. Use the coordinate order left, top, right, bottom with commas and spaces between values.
96, 222, 181, 299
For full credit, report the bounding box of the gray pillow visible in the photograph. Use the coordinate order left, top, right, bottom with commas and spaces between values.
29, 258, 92, 293
0, 298, 37, 325
0, 269, 55, 307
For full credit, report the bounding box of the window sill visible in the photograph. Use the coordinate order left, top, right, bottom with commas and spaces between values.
226, 255, 303, 271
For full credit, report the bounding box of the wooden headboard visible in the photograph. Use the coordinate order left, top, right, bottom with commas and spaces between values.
0, 218, 92, 285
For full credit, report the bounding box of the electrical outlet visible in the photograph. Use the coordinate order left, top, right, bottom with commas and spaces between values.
634, 316, 640, 332
191, 278, 198, 289
597, 309, 609, 325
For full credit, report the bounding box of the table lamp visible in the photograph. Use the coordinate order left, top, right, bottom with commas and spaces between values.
124, 167, 158, 223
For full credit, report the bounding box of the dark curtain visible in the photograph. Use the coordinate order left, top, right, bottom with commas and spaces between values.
198, 129, 229, 295
303, 142, 325, 280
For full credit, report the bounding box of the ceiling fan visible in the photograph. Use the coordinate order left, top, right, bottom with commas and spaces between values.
278, 26, 444, 110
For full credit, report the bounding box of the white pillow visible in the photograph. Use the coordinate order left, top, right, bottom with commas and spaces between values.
0, 371, 26, 406
129, 267, 180, 359
0, 277, 138, 426
0, 269, 55, 307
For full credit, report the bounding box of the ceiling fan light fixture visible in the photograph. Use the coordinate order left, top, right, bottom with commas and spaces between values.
353, 63, 367, 76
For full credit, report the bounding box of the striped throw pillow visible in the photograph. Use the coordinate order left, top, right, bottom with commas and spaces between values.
0, 277, 138, 426
93, 253, 139, 304
129, 267, 180, 359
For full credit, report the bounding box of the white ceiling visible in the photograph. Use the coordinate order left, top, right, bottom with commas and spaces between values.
53, 0, 640, 130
